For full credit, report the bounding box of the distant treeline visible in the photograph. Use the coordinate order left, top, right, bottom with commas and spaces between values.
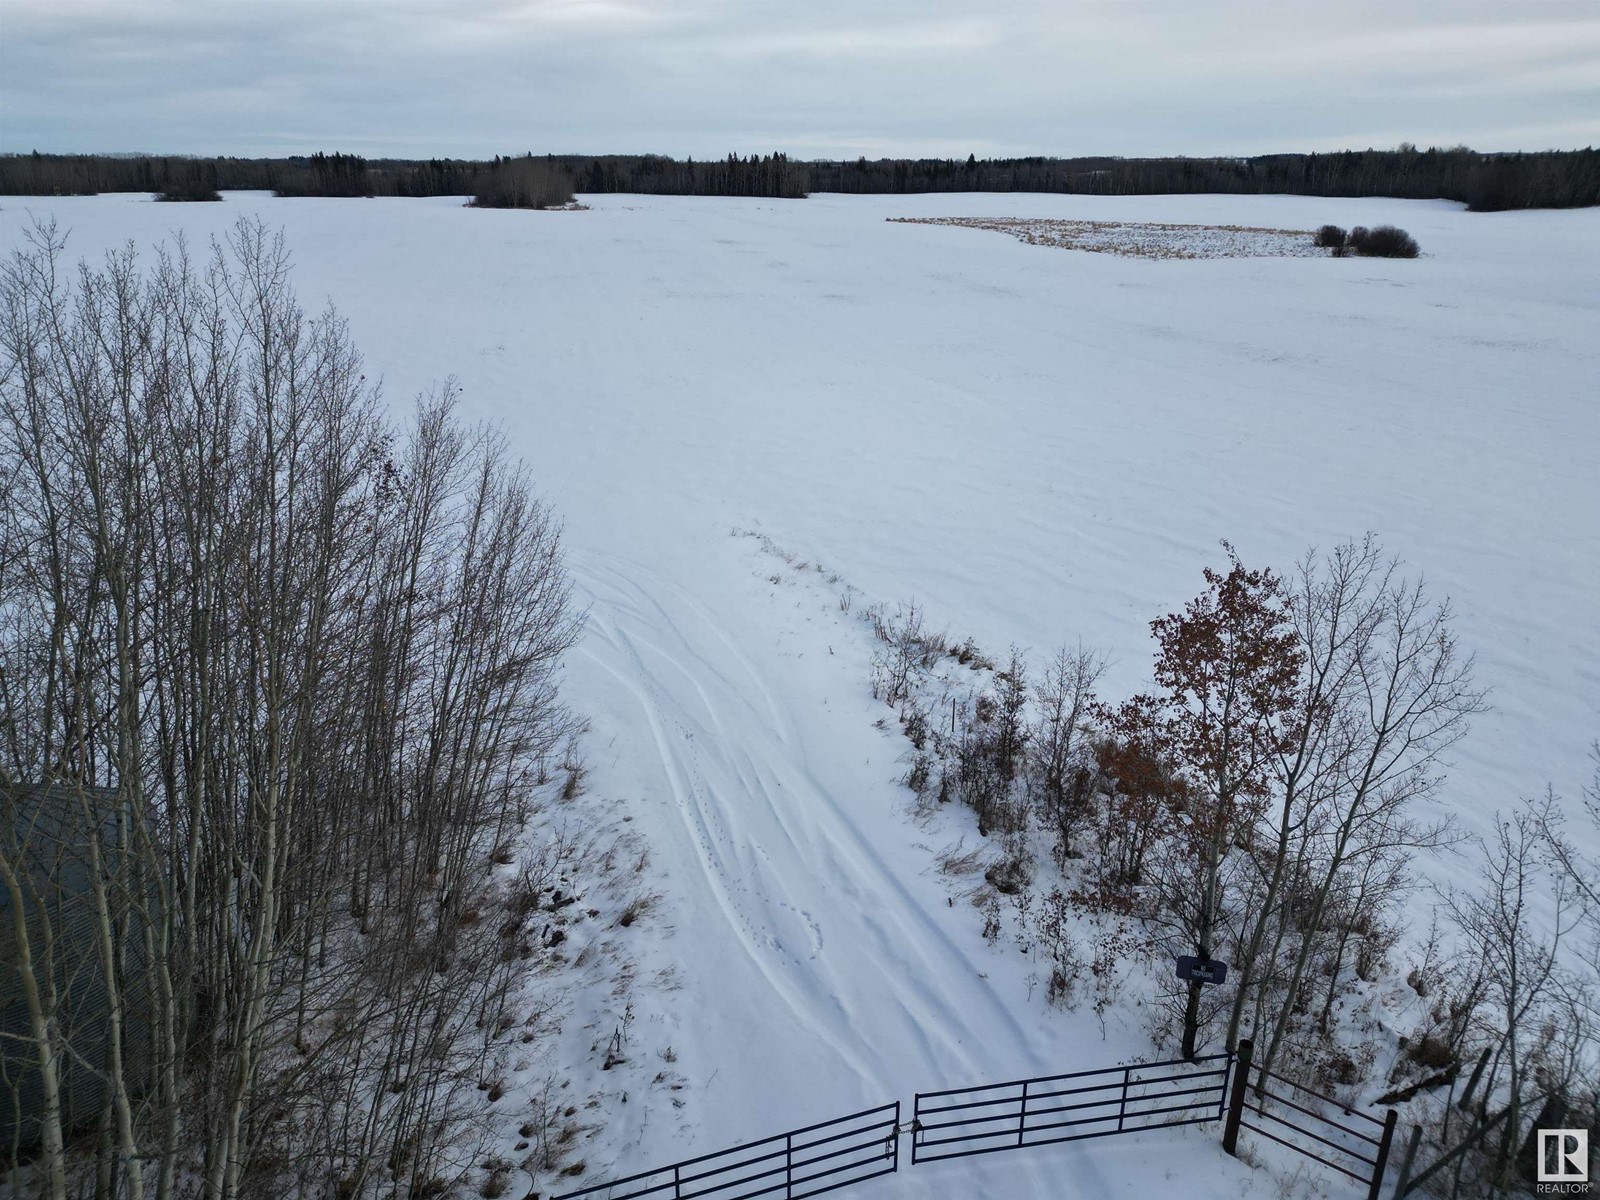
3, 145, 1597, 211
819, 146, 1600, 211
0, 151, 576, 205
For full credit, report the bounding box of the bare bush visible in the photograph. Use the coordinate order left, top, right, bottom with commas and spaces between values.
983, 849, 1032, 896
1028, 644, 1105, 864
1349, 224, 1420, 258
868, 600, 942, 711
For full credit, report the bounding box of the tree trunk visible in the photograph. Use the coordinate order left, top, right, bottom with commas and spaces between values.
0, 857, 67, 1200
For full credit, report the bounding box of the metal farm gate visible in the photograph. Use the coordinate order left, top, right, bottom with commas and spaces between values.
909, 1053, 1233, 1163
551, 1103, 900, 1200
1222, 1039, 1399, 1200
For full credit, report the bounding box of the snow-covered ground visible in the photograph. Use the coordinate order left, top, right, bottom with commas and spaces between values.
5, 189, 1595, 1198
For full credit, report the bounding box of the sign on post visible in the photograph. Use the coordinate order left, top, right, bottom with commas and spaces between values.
1176, 956, 1228, 985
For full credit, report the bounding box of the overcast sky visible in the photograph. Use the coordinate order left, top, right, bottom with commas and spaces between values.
4, 0, 1598, 159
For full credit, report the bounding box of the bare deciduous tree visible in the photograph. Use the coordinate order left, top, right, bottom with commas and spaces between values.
1257, 554, 1482, 1079
1028, 644, 1104, 866
0, 217, 581, 1198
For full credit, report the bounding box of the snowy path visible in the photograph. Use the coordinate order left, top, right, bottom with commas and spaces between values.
575, 552, 1035, 1085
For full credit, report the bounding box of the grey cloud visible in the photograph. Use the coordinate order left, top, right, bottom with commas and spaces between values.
3, 0, 1597, 157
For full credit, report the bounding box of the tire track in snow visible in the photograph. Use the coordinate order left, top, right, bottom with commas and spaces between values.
587, 549, 797, 747
575, 589, 871, 1091
578, 611, 830, 969
570, 552, 1047, 1105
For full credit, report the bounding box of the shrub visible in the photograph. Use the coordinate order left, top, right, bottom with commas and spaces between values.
1353, 224, 1420, 258
1046, 965, 1076, 1009
1314, 1049, 1363, 1088
983, 849, 1032, 896
616, 892, 657, 927
1407, 1035, 1454, 1070
470, 158, 575, 209
902, 751, 932, 796
1313, 224, 1347, 249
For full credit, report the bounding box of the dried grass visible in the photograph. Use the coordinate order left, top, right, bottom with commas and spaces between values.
888, 216, 1321, 260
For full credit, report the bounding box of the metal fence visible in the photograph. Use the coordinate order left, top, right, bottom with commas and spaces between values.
1223, 1039, 1398, 1200
909, 1052, 1233, 1164
550, 1102, 900, 1200
550, 1041, 1402, 1200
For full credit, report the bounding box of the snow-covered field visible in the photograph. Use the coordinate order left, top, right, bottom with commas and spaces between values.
5, 189, 1595, 1198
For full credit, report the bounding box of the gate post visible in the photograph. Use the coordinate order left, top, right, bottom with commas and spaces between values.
1367, 1109, 1399, 1200
1222, 1038, 1253, 1156
1390, 1123, 1422, 1199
